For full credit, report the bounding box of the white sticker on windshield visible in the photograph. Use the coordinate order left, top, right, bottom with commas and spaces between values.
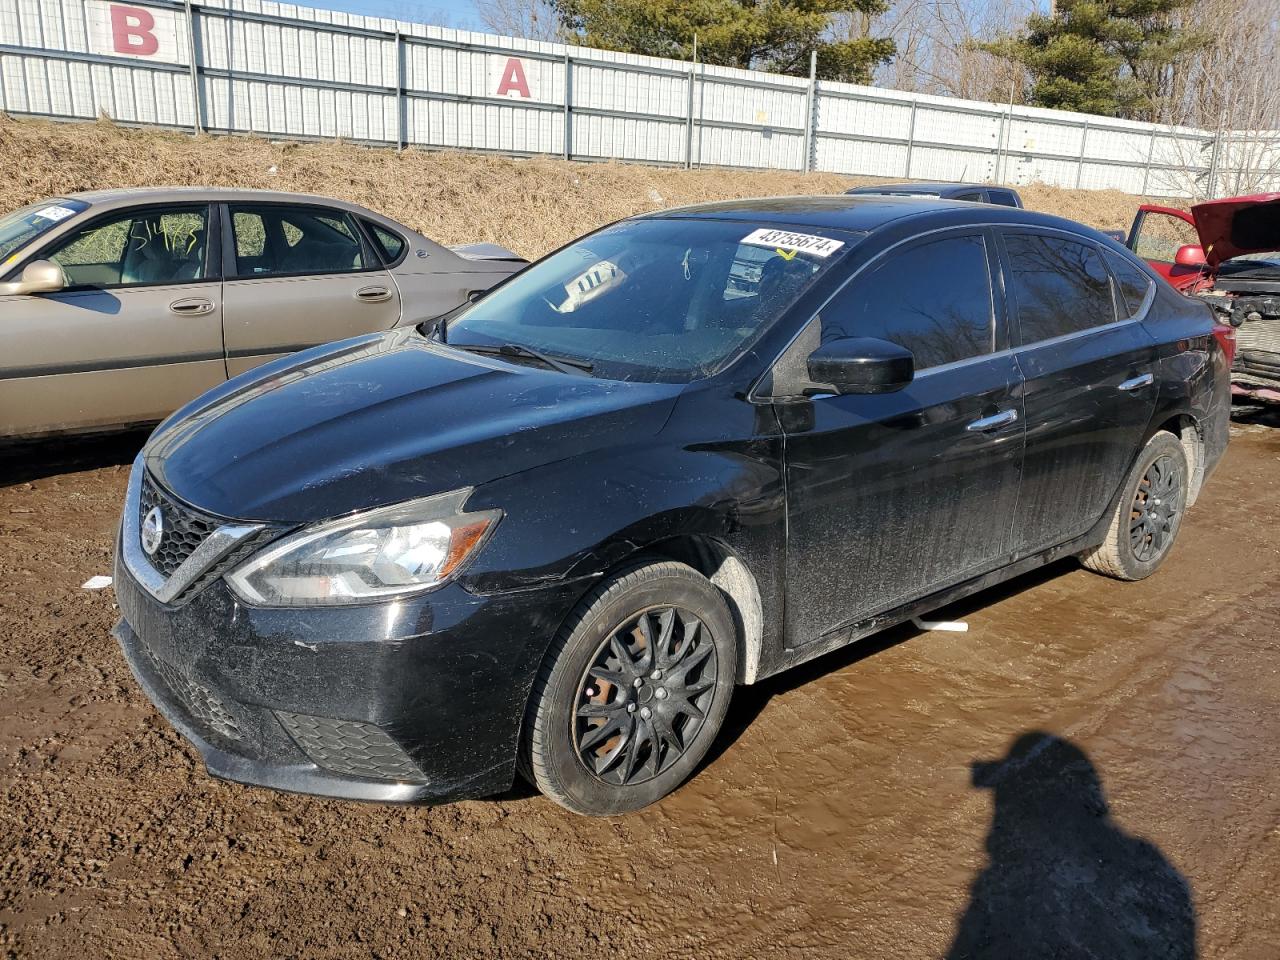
741, 228, 844, 259
33, 204, 77, 223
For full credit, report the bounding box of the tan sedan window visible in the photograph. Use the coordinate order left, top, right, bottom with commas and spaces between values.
50, 208, 209, 288
229, 205, 367, 278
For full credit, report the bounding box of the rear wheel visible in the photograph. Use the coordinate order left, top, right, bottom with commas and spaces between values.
520, 560, 737, 816
1082, 432, 1188, 581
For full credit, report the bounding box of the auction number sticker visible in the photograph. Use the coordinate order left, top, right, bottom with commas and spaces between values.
33, 205, 78, 223
741, 228, 844, 259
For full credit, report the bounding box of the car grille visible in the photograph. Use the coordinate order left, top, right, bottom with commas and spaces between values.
139, 473, 220, 577
275, 712, 427, 783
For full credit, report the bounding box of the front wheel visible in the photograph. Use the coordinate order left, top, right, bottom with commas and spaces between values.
520, 560, 737, 816
1081, 431, 1189, 581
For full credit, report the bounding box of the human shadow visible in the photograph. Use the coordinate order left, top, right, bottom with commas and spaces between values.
946, 731, 1196, 960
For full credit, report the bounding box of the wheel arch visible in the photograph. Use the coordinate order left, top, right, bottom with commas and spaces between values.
637, 535, 766, 686
1150, 412, 1205, 506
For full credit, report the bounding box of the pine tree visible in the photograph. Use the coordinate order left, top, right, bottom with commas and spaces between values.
982, 0, 1209, 119
551, 0, 896, 84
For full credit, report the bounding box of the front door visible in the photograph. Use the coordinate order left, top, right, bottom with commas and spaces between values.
221, 203, 402, 377
999, 229, 1158, 556
1127, 206, 1203, 290
0, 203, 224, 437
779, 230, 1025, 647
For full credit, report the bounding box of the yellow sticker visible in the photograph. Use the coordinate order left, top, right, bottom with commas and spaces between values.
775, 248, 798, 261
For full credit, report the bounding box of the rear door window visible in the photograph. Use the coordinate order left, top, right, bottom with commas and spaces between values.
1004, 233, 1116, 344
821, 233, 995, 369
229, 205, 368, 278
987, 190, 1020, 208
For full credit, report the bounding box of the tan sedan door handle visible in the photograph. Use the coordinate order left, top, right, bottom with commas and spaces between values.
355, 285, 393, 303
169, 297, 215, 316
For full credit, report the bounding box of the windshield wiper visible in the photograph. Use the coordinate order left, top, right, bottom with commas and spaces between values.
453, 342, 594, 376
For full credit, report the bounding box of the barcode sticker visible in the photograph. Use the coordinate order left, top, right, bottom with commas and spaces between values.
741, 228, 844, 259
33, 205, 77, 223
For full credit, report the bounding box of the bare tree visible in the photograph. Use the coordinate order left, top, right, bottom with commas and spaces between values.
475, 0, 564, 41
862, 0, 1034, 103
1154, 0, 1280, 196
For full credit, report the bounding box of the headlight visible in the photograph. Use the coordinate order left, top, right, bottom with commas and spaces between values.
225, 488, 500, 606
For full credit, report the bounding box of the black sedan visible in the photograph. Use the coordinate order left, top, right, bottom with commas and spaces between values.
113, 196, 1229, 816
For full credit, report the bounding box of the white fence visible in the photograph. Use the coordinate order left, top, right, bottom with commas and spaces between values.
2, 0, 1277, 198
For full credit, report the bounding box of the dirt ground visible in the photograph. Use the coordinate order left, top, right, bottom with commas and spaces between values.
1, 408, 1278, 959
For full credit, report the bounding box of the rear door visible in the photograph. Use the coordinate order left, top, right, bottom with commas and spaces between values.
220, 203, 403, 377
0, 202, 224, 437
779, 229, 1025, 646
1127, 206, 1203, 290
999, 228, 1158, 556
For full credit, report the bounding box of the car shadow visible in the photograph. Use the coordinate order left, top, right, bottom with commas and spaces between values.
944, 731, 1197, 959
699, 558, 1080, 772
0, 428, 150, 487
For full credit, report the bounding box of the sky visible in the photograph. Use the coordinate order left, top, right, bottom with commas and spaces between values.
292, 0, 487, 31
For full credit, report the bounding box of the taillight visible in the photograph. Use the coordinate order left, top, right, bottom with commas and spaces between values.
1212, 322, 1236, 366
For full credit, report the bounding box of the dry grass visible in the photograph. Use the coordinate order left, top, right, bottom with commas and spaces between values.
1, 115, 1158, 259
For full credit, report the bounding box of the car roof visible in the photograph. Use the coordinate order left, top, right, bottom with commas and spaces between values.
846, 182, 1006, 197
64, 186, 371, 210
639, 194, 1088, 239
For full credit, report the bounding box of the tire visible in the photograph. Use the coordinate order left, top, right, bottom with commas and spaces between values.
520, 559, 737, 816
1081, 431, 1189, 581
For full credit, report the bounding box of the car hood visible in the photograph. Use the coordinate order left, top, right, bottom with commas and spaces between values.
1191, 193, 1280, 266
145, 331, 682, 523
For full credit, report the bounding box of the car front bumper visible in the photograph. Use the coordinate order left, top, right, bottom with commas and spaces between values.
113, 543, 585, 805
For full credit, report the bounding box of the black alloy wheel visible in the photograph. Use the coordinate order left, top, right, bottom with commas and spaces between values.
1129, 453, 1183, 563
574, 606, 718, 786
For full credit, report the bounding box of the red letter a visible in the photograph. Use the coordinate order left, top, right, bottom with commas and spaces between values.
496, 58, 531, 98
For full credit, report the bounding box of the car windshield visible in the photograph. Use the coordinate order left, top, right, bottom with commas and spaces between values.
0, 199, 89, 263
439, 217, 852, 383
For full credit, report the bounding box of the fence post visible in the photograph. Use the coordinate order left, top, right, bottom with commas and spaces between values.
1140, 129, 1157, 196
1074, 118, 1089, 189
802, 49, 817, 173
685, 36, 697, 169
394, 30, 405, 151
183, 0, 202, 133
1205, 130, 1223, 199
904, 99, 918, 179
563, 50, 572, 161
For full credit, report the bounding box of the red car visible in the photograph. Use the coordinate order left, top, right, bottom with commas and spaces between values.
1126, 194, 1280, 401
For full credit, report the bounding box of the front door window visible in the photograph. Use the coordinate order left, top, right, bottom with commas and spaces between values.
47, 207, 210, 288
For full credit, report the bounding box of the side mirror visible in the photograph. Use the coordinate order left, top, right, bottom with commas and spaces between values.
806, 337, 914, 396
1174, 244, 1207, 267
1, 259, 66, 296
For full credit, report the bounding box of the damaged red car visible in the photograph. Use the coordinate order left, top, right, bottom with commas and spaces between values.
1127, 194, 1280, 402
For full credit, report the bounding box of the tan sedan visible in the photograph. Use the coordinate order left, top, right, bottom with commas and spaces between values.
0, 188, 525, 439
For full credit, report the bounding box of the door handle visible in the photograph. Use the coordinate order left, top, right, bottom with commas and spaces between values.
1118, 373, 1154, 392
355, 285, 392, 303
169, 297, 215, 316
966, 409, 1019, 432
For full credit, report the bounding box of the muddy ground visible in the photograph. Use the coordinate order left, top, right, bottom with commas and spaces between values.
1, 411, 1278, 959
